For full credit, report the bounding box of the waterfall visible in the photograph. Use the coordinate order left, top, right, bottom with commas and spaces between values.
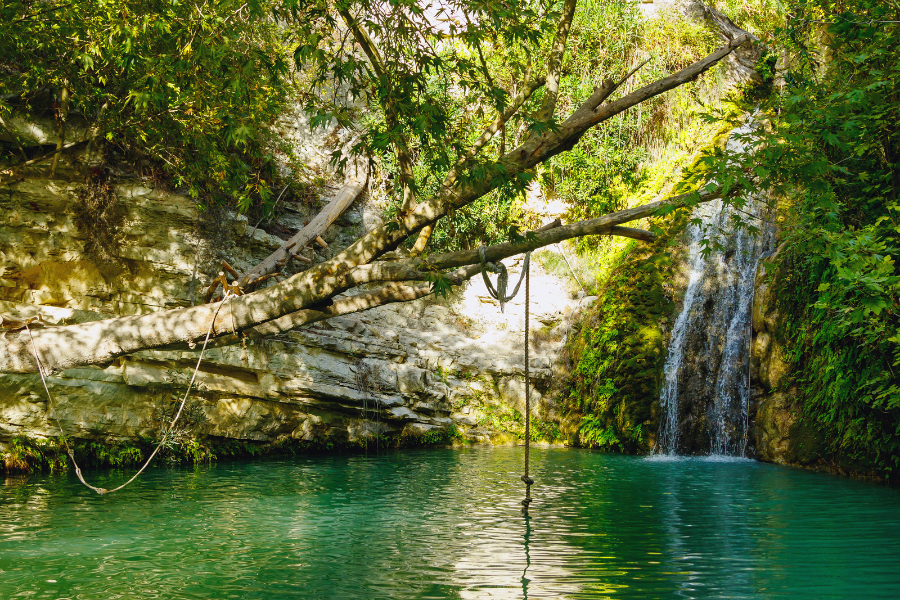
657, 121, 776, 456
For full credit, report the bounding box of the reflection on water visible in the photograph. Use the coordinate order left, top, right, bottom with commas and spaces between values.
1, 448, 899, 599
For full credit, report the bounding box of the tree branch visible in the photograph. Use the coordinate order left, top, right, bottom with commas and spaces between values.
0, 139, 90, 185
228, 161, 367, 291
437, 70, 545, 194
205, 218, 661, 348
338, 8, 417, 213
12, 2, 73, 24
345, 187, 722, 287
0, 37, 747, 373
536, 0, 578, 123
410, 69, 545, 255
378, 36, 747, 260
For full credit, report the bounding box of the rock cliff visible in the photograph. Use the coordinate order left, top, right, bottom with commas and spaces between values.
747, 247, 823, 468
0, 170, 580, 454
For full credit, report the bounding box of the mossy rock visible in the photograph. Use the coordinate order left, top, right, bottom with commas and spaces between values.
785, 419, 825, 465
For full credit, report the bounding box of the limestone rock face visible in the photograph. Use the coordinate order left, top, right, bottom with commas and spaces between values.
752, 391, 795, 463
0, 176, 577, 449
748, 247, 800, 464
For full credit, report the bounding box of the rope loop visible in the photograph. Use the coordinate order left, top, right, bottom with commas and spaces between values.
478, 247, 530, 313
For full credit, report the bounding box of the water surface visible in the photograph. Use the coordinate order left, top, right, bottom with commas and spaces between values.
2, 447, 898, 599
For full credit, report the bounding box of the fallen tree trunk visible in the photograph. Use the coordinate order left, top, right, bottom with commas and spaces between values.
208, 162, 368, 298
0, 187, 723, 373
0, 35, 749, 374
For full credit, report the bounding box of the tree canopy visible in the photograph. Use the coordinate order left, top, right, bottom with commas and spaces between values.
0, 0, 750, 373
1, 0, 296, 209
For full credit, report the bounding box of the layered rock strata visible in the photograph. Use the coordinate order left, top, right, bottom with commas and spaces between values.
0, 174, 578, 449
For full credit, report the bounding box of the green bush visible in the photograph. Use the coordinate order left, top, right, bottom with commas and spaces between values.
699, 0, 900, 479
0, 0, 298, 212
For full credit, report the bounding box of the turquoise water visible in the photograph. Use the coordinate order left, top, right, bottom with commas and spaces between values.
1, 447, 899, 599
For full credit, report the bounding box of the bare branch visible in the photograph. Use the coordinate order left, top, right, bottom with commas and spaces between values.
207, 219, 663, 347
0, 139, 90, 185
50, 86, 70, 177
464, 13, 497, 97
199, 262, 487, 349
12, 2, 73, 24
410, 224, 433, 256
616, 56, 652, 87
377, 36, 748, 259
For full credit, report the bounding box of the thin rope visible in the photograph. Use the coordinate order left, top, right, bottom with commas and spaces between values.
25, 292, 234, 495
476, 249, 534, 504
521, 253, 533, 507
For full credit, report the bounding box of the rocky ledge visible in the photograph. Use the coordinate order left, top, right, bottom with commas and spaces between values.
0, 174, 585, 452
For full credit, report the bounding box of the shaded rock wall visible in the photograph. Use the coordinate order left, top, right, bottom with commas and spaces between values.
747, 248, 805, 465
0, 174, 578, 451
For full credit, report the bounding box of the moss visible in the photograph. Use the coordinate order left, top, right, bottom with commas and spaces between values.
563, 209, 688, 452
560, 104, 757, 453
0, 426, 473, 476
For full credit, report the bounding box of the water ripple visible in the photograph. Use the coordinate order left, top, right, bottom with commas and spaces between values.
2, 448, 899, 599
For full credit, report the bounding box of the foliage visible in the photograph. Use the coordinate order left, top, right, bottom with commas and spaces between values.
704, 0, 900, 479
0, 435, 144, 474
547, 0, 719, 225
0, 435, 67, 473
288, 0, 556, 246
564, 210, 691, 452
286, 0, 728, 252
78, 440, 146, 469
0, 0, 297, 212
705, 0, 788, 41
472, 391, 561, 443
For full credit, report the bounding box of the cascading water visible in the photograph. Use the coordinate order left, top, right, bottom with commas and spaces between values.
657, 120, 776, 456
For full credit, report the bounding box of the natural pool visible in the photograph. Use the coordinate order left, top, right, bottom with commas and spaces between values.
1, 447, 899, 599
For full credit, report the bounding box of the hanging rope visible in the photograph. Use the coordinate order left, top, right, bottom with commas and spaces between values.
24, 291, 235, 495
521, 253, 534, 508
478, 247, 534, 506
479, 247, 530, 313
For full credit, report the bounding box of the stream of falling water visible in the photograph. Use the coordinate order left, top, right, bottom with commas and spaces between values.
657, 120, 776, 456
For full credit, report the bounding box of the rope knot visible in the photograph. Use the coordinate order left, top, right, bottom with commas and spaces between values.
478, 247, 530, 313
